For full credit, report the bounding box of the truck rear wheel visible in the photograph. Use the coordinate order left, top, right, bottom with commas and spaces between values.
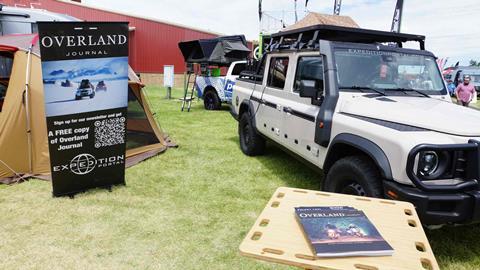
239, 112, 265, 156
324, 156, 383, 198
203, 90, 221, 110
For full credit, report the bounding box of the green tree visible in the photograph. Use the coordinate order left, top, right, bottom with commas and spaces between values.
469, 59, 480, 67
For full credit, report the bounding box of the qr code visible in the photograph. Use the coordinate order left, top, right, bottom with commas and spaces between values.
94, 117, 126, 148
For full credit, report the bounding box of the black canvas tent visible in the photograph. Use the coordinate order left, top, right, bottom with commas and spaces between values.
178, 35, 250, 66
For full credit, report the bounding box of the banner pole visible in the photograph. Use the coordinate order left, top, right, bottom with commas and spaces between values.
24, 35, 37, 174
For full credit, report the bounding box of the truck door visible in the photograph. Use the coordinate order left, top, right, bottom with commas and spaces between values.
280, 55, 325, 165
224, 62, 246, 101
253, 56, 290, 144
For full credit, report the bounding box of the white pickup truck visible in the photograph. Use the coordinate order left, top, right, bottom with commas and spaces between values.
195, 61, 246, 110
231, 25, 480, 226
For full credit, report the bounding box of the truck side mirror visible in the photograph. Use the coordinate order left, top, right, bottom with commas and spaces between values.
299, 79, 319, 99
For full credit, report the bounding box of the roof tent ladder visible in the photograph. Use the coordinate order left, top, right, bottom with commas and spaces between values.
181, 64, 198, 112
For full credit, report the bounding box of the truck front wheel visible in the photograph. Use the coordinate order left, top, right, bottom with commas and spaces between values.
203, 90, 221, 110
239, 112, 265, 156
324, 156, 383, 198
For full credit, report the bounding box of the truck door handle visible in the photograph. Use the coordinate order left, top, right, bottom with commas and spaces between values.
283, 107, 293, 113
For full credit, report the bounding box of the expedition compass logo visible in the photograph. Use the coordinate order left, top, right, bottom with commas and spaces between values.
70, 153, 97, 175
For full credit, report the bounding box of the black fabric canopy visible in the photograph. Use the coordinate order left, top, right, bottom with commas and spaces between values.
178, 35, 250, 66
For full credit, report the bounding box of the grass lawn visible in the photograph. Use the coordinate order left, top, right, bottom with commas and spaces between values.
1, 86, 480, 269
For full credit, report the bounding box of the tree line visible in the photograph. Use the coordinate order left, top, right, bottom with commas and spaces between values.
469, 60, 480, 67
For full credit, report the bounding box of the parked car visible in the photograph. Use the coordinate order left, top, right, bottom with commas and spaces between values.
231, 25, 480, 226
96, 80, 107, 91
196, 61, 246, 110
61, 79, 72, 87
75, 79, 95, 100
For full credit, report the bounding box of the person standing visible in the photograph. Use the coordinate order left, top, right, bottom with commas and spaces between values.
455, 75, 476, 107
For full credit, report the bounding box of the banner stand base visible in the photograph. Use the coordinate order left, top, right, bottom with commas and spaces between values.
52, 182, 125, 198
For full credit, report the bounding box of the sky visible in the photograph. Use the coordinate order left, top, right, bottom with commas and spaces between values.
83, 0, 479, 66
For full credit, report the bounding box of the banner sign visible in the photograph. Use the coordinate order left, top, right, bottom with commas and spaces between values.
38, 22, 129, 197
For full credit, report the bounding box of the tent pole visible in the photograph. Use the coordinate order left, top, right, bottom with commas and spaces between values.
24, 36, 37, 174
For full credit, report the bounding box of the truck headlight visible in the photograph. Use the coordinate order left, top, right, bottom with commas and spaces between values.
407, 141, 480, 191
419, 151, 438, 176
417, 151, 450, 180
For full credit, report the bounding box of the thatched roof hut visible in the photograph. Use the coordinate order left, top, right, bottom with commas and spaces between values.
282, 12, 359, 31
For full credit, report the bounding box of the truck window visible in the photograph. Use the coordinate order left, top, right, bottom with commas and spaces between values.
294, 56, 324, 92
0, 52, 14, 112
231, 63, 246, 75
1, 21, 32, 35
267, 57, 289, 89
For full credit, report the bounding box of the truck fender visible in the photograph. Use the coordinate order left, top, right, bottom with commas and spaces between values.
324, 133, 393, 180
239, 99, 257, 128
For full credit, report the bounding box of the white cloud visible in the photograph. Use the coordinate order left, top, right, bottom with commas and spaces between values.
83, 0, 479, 65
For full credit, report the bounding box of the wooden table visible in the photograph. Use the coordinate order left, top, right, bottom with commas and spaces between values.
240, 187, 439, 270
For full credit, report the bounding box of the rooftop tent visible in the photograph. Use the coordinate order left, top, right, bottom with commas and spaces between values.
178, 35, 250, 66
0, 34, 175, 183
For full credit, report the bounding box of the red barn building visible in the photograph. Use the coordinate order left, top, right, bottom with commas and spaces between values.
0, 0, 222, 85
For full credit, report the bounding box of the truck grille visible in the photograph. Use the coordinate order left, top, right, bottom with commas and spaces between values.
453, 151, 468, 179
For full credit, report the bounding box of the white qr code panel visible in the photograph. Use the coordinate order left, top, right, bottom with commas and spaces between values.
94, 117, 126, 148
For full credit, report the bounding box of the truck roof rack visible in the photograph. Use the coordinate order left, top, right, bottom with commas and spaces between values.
263, 24, 426, 52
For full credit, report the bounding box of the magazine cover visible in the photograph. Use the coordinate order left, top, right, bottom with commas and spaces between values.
295, 207, 394, 257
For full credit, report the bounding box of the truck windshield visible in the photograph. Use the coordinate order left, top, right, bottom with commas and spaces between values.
335, 48, 445, 94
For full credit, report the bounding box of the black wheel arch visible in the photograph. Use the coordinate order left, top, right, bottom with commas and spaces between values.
239, 100, 257, 129
323, 133, 393, 180
203, 85, 218, 97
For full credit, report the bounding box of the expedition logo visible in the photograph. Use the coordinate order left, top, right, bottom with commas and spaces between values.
52, 153, 125, 175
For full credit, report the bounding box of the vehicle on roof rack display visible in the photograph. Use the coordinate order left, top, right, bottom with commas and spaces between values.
178, 35, 250, 110
230, 24, 480, 226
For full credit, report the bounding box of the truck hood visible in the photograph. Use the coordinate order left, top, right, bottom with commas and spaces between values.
339, 95, 480, 136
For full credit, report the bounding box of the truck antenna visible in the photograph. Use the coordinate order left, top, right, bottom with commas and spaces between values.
390, 0, 404, 33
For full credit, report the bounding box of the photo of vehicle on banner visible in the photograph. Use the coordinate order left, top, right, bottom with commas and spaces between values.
38, 22, 129, 197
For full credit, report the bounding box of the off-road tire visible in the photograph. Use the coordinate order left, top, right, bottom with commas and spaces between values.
75, 96, 81, 100
324, 155, 383, 198
203, 90, 221, 110
90, 92, 95, 99
239, 112, 265, 156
